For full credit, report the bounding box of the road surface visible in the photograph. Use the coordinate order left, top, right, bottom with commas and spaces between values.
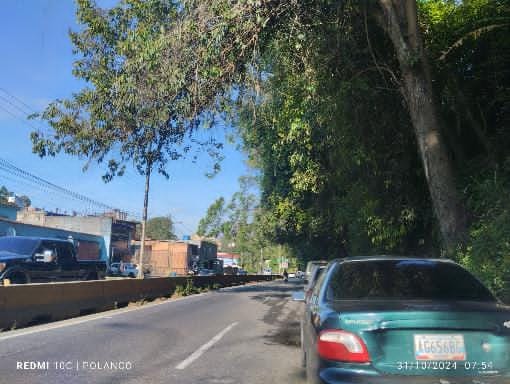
0, 279, 306, 384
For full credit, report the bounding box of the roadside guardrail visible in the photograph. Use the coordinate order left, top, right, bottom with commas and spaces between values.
0, 275, 279, 331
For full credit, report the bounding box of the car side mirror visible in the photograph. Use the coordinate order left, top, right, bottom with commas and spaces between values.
34, 250, 55, 263
292, 291, 305, 302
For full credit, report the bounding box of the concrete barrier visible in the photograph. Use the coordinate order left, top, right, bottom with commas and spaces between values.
0, 275, 279, 331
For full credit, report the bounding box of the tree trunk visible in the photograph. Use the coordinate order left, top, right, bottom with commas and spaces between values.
376, 0, 467, 253
138, 164, 151, 278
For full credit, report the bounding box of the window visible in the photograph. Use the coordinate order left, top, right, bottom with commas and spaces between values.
327, 260, 495, 302
55, 242, 75, 266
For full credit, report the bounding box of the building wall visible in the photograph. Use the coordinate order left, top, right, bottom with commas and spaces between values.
36, 216, 112, 261
17, 210, 137, 262
0, 205, 18, 221
16, 207, 46, 225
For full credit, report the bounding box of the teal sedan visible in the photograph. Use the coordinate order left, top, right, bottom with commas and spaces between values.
300, 257, 510, 384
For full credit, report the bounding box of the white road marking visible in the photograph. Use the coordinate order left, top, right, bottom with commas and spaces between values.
175, 322, 239, 370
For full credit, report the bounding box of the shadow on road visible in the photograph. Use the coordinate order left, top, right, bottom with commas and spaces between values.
236, 279, 304, 348
217, 279, 301, 295
216, 279, 305, 348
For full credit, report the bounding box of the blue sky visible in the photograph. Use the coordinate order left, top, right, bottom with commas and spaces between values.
0, 0, 252, 237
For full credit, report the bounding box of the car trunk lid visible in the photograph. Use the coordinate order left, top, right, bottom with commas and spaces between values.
326, 300, 510, 377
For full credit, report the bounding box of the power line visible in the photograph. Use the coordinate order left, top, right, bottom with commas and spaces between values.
0, 88, 39, 115
0, 96, 50, 135
0, 157, 120, 212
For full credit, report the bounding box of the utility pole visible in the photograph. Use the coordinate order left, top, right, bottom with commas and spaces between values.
138, 159, 152, 279
278, 245, 282, 275
260, 247, 263, 274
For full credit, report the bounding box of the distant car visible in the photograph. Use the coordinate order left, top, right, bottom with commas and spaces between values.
108, 262, 138, 278
288, 272, 296, 278
304, 260, 328, 283
108, 262, 121, 275
237, 269, 248, 276
121, 263, 138, 278
263, 268, 272, 275
304, 265, 326, 302
296, 270, 304, 279
300, 256, 510, 383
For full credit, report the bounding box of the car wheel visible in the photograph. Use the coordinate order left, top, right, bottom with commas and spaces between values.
129, 273, 135, 278
7, 271, 29, 284
86, 272, 98, 280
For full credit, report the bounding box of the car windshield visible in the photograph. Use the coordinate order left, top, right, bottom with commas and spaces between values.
327, 259, 496, 302
0, 237, 39, 256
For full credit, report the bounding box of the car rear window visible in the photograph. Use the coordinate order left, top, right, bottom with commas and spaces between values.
327, 260, 495, 301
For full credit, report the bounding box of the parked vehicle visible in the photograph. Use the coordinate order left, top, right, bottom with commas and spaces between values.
0, 236, 106, 284
288, 272, 296, 278
108, 262, 121, 275
299, 256, 510, 383
237, 268, 248, 276
263, 268, 272, 276
108, 262, 138, 278
304, 265, 326, 303
304, 260, 328, 283
121, 263, 138, 278
296, 270, 305, 279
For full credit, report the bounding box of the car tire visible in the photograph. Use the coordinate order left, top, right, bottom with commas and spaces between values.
129, 273, 135, 278
6, 271, 29, 284
86, 272, 98, 281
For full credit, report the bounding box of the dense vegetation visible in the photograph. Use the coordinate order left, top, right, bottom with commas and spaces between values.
194, 0, 510, 299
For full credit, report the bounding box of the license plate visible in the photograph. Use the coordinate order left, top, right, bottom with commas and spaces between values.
414, 334, 466, 361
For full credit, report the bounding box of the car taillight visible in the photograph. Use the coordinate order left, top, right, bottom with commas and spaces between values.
317, 330, 370, 363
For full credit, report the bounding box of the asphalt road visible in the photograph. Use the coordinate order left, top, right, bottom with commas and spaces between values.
0, 279, 306, 384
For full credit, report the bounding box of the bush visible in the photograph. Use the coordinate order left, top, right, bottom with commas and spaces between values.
174, 279, 200, 297
456, 166, 510, 302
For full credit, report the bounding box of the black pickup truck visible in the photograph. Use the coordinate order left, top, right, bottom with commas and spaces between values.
0, 236, 106, 284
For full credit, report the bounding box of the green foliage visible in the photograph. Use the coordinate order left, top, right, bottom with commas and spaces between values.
235, 1, 437, 262
417, 0, 510, 299
174, 279, 199, 296
0, 186, 31, 207
455, 164, 510, 301
145, 216, 177, 240
31, 0, 224, 182
196, 197, 226, 237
